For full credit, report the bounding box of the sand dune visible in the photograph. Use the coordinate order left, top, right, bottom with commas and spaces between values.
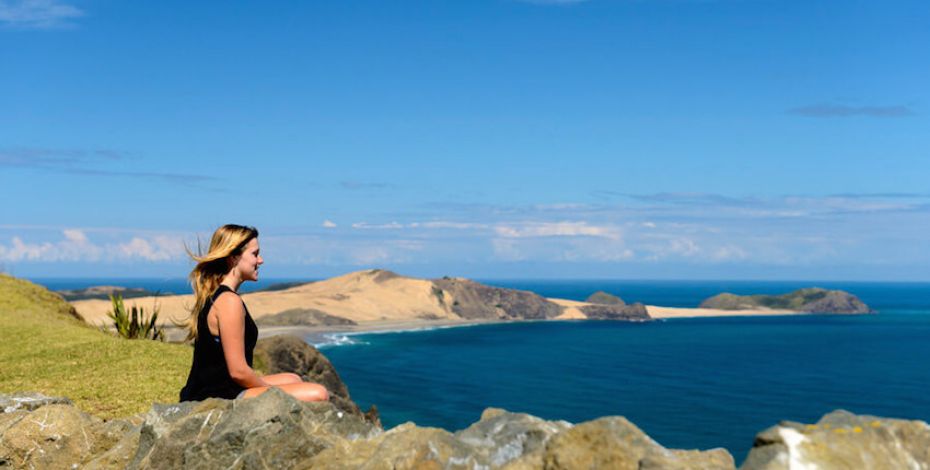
72, 270, 458, 328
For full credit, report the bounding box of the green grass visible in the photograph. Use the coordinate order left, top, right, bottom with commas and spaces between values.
0, 274, 192, 419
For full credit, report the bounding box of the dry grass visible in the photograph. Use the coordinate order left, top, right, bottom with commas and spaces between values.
0, 274, 192, 419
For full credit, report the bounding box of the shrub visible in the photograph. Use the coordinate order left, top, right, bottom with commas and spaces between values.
105, 294, 164, 341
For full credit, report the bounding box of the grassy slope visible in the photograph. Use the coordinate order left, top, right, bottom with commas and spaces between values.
0, 274, 192, 419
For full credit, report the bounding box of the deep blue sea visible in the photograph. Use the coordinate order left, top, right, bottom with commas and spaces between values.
34, 277, 930, 462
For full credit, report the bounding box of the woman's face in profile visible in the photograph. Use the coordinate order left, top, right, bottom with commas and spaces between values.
235, 238, 263, 281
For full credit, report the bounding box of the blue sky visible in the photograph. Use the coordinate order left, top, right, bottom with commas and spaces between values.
1, 0, 928, 280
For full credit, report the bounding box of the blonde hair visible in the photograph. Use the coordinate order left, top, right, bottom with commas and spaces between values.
184, 224, 258, 340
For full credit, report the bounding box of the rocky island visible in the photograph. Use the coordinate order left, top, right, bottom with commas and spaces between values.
699, 288, 874, 314
56, 285, 166, 302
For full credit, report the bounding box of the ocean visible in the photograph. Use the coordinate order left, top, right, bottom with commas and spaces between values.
33, 277, 930, 462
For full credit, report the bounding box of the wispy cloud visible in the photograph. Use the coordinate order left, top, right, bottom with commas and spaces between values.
0, 0, 83, 29
494, 221, 621, 240
788, 103, 916, 118
0, 147, 220, 187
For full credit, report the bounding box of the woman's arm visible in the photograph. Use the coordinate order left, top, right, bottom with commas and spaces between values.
214, 293, 269, 389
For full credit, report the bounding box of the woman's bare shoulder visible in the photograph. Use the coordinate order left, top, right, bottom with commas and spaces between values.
213, 291, 245, 315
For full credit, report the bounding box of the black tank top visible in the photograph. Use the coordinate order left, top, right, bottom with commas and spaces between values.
179, 285, 259, 401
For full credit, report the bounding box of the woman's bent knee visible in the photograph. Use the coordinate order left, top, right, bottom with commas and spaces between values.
300, 383, 329, 402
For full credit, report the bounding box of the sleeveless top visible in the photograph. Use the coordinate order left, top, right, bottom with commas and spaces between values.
179, 285, 259, 401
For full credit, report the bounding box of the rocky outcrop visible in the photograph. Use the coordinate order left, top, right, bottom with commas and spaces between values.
0, 390, 730, 469
255, 308, 357, 327
585, 291, 626, 306
253, 335, 371, 422
699, 288, 873, 314
3, 394, 930, 469
580, 302, 650, 321
433, 277, 564, 320
741, 410, 930, 469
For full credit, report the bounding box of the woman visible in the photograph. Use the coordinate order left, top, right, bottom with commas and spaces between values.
179, 224, 329, 402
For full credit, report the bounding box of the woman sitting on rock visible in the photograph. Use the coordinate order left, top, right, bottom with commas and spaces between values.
179, 224, 329, 403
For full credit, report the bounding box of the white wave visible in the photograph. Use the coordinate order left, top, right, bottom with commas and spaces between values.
306, 333, 369, 349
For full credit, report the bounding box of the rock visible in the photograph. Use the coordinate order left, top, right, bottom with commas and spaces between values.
699, 288, 873, 314
3, 391, 930, 469
307, 422, 475, 469
129, 389, 376, 469
740, 410, 930, 470
454, 408, 572, 467
433, 278, 563, 320
523, 416, 735, 470
580, 302, 650, 321
585, 291, 626, 306
253, 334, 368, 420
0, 402, 107, 470
255, 308, 357, 327
0, 392, 72, 413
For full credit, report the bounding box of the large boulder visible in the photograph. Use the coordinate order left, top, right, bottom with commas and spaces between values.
309, 407, 573, 469
508, 416, 734, 470
253, 334, 366, 419
740, 410, 930, 469
127, 389, 376, 469
0, 393, 118, 470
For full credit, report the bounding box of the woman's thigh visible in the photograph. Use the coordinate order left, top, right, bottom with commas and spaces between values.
262, 372, 302, 386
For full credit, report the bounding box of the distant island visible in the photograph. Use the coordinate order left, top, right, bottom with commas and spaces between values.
699, 288, 874, 314
66, 270, 874, 336
56, 285, 166, 301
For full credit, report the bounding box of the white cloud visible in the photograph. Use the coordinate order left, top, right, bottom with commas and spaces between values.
322, 220, 337, 228
352, 221, 489, 231
0, 0, 83, 29
494, 222, 621, 240
117, 236, 184, 261
0, 230, 185, 263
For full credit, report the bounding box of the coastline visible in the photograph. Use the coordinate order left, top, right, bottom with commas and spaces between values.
257, 303, 805, 347
258, 318, 511, 346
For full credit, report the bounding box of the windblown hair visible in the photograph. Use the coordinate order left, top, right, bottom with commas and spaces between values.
184, 224, 258, 340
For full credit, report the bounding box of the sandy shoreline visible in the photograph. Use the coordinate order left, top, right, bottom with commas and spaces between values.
255, 304, 805, 345
645, 305, 798, 319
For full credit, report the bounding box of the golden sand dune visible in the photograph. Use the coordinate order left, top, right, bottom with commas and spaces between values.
71, 269, 459, 328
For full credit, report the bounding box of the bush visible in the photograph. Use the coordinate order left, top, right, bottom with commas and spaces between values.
105, 294, 164, 341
